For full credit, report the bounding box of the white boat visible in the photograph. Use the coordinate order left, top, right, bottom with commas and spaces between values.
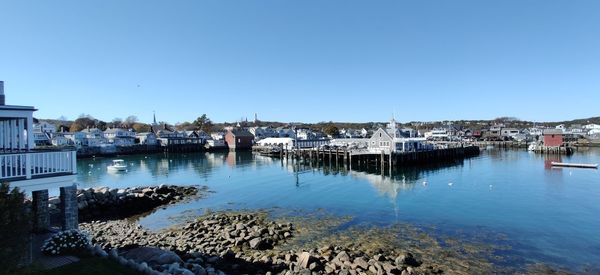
107, 159, 127, 171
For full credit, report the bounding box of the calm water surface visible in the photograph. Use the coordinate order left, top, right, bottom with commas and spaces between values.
75, 149, 600, 270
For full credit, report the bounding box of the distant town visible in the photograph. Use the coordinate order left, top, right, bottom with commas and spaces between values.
31, 110, 600, 157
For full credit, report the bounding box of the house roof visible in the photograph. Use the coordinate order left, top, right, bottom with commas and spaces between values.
229, 129, 254, 137
543, 129, 563, 135
81, 128, 102, 133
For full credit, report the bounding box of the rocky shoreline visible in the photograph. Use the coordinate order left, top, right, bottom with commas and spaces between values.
81, 212, 432, 275
49, 185, 203, 222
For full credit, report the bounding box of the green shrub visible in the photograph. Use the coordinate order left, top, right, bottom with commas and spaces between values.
41, 229, 91, 256
0, 182, 31, 271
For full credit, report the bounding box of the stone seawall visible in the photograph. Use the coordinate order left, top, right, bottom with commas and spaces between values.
49, 185, 201, 222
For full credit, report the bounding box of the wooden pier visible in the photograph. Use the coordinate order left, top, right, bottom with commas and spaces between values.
253, 146, 480, 173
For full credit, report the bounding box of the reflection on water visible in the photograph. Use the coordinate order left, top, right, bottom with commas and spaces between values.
75, 149, 600, 270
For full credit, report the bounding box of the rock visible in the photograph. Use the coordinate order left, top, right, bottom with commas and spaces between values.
395, 252, 420, 267
122, 246, 183, 265
249, 237, 267, 250
354, 257, 369, 270
297, 252, 315, 269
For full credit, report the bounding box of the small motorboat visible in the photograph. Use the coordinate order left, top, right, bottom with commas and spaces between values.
107, 159, 127, 171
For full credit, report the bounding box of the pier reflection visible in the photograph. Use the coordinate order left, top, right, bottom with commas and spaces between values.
277, 154, 469, 199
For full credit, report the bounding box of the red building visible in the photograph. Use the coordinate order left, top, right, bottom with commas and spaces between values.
225, 129, 254, 150
543, 129, 563, 147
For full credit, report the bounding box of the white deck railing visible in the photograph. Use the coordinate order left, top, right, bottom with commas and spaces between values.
0, 150, 77, 180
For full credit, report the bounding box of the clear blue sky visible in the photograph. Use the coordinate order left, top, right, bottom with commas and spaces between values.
1, 0, 599, 124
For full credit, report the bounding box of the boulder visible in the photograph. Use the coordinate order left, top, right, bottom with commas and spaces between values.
395, 252, 420, 267
297, 252, 316, 269
122, 246, 183, 265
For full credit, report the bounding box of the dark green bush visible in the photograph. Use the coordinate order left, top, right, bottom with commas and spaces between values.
0, 182, 32, 272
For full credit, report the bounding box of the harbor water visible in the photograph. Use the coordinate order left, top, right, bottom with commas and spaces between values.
75, 149, 600, 271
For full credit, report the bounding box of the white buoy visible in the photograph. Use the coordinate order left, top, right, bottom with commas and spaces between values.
448, 182, 453, 187
489, 184, 493, 189
422, 181, 427, 186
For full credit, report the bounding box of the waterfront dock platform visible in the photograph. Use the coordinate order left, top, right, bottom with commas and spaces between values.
254, 145, 480, 172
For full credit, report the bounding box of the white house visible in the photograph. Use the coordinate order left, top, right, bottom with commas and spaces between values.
33, 121, 56, 134
425, 128, 449, 140
257, 137, 295, 148
32, 132, 51, 146
0, 80, 79, 232
249, 127, 277, 140
368, 119, 431, 153
104, 128, 136, 146
211, 131, 226, 140
63, 132, 87, 146
277, 128, 296, 138
50, 134, 71, 146
136, 132, 158, 145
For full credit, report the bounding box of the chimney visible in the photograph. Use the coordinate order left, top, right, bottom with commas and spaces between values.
0, 81, 4, 105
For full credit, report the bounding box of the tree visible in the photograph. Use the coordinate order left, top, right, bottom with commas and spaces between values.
0, 183, 31, 272
124, 115, 139, 128
70, 116, 96, 132
111, 118, 123, 128
193, 114, 213, 132
324, 125, 340, 137
132, 123, 151, 133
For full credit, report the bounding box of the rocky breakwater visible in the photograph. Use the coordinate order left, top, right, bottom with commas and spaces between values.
81, 213, 433, 275
49, 185, 202, 222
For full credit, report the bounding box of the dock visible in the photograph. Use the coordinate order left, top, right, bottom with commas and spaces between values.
254, 145, 481, 173
551, 162, 598, 169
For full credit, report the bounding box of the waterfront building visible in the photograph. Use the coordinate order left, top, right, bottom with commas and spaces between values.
135, 132, 158, 145
62, 131, 87, 146
360, 128, 369, 138
501, 128, 520, 140
206, 138, 226, 149
211, 131, 226, 141
50, 134, 71, 146
104, 128, 136, 146
543, 129, 564, 147
155, 124, 203, 147
225, 129, 254, 150
0, 80, 79, 233
368, 118, 431, 153
257, 137, 329, 149
330, 138, 369, 148
486, 125, 503, 140
249, 126, 278, 140
581, 124, 600, 136
196, 130, 212, 140
425, 128, 449, 140
33, 121, 56, 133
276, 127, 296, 138
32, 132, 51, 146
257, 137, 294, 148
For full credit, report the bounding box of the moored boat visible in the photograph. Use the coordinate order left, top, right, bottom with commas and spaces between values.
107, 159, 128, 171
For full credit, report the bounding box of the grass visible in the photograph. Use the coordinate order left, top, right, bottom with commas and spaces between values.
27, 257, 144, 275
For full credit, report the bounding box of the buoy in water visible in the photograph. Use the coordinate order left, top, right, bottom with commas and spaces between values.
448, 182, 453, 187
